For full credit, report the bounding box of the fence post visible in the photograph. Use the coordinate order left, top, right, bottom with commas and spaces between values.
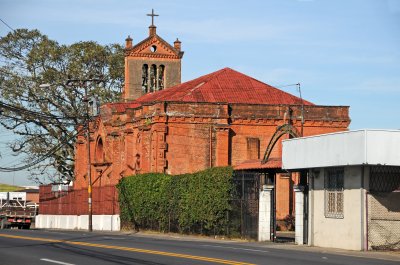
258, 184, 274, 241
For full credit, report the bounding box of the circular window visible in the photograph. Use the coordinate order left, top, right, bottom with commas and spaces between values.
150, 45, 157, 52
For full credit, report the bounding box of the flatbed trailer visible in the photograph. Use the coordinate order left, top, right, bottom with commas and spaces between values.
0, 192, 38, 229
0, 211, 34, 229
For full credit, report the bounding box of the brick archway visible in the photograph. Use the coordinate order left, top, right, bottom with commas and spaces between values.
261, 123, 300, 164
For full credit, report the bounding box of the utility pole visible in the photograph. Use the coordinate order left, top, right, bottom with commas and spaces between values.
66, 77, 102, 232
296, 83, 304, 137
275, 83, 305, 136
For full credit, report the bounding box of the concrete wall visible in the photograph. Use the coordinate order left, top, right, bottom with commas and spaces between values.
309, 166, 366, 250
35, 215, 120, 231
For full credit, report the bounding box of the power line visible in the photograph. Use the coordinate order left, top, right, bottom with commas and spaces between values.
0, 101, 83, 125
0, 127, 84, 172
275, 83, 300, 89
0, 18, 15, 32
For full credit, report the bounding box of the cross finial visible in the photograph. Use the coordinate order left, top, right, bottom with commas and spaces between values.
147, 9, 159, 26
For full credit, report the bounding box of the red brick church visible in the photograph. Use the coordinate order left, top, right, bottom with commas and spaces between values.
39, 16, 350, 230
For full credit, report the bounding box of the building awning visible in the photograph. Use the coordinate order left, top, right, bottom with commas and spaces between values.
282, 129, 400, 170
234, 158, 282, 170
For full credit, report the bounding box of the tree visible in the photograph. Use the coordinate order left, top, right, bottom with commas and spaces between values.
0, 29, 124, 183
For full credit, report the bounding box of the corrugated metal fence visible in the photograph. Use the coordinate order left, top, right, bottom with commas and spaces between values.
39, 185, 119, 215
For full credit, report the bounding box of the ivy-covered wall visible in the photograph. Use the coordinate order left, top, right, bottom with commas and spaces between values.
117, 167, 238, 235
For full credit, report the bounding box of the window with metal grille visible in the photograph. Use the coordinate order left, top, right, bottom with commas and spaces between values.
324, 167, 344, 218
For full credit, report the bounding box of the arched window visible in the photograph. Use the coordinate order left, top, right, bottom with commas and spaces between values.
158, 65, 165, 90
142, 64, 149, 93
150, 64, 157, 93
95, 138, 104, 162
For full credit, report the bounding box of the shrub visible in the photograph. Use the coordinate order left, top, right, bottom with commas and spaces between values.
117, 167, 235, 235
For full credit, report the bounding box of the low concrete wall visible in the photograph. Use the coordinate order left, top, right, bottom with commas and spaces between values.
35, 214, 120, 231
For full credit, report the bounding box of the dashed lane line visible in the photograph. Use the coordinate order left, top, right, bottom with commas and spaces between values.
40, 258, 75, 265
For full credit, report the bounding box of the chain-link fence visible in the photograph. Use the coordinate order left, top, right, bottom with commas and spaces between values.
368, 166, 400, 250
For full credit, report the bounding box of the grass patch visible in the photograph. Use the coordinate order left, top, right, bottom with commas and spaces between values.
0, 183, 23, 192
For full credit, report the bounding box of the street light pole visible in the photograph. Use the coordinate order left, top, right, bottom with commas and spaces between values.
83, 84, 93, 232
65, 78, 102, 232
296, 83, 304, 137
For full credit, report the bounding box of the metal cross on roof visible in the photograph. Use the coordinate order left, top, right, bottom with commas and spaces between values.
147, 9, 159, 26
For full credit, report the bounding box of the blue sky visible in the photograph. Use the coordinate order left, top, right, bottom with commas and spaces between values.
0, 0, 399, 185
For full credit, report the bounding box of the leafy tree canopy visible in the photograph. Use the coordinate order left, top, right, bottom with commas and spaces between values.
0, 29, 124, 183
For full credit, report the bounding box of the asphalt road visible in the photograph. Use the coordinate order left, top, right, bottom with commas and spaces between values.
0, 229, 398, 265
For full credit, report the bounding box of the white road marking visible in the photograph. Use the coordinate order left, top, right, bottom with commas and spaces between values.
322, 256, 328, 259
201, 244, 270, 253
46, 231, 69, 235
40, 258, 75, 265
103, 236, 125, 240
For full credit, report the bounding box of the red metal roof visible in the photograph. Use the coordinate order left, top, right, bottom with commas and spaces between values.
234, 158, 282, 170
136, 67, 314, 105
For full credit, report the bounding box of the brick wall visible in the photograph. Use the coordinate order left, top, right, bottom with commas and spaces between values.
71, 102, 350, 218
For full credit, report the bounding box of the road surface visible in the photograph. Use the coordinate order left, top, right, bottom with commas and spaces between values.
0, 229, 398, 265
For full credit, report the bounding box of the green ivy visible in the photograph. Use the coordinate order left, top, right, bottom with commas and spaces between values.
117, 167, 235, 235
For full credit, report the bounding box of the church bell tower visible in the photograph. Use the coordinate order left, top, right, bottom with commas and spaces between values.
123, 9, 184, 101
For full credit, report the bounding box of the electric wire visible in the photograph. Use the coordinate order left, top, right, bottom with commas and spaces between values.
0, 17, 15, 32
0, 100, 72, 120
0, 126, 85, 172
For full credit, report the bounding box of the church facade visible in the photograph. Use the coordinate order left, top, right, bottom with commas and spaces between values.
38, 18, 350, 233
74, 22, 350, 190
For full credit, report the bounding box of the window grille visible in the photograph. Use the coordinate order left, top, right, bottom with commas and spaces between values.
324, 167, 344, 218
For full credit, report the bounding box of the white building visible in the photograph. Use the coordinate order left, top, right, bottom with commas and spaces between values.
282, 129, 400, 251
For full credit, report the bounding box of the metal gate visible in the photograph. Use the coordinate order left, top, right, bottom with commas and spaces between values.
232, 171, 260, 239
367, 166, 400, 250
